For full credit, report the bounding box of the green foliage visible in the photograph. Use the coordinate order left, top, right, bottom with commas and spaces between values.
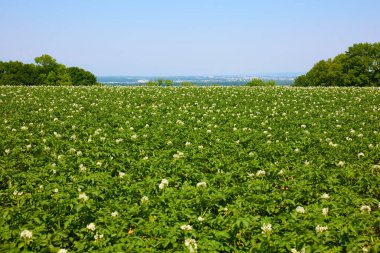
245, 78, 276, 87
164, 80, 174, 86
157, 79, 164, 86
294, 42, 380, 87
67, 67, 97, 86
0, 61, 41, 86
0, 55, 97, 86
146, 81, 159, 86
146, 80, 174, 87
180, 81, 194, 86
1, 86, 380, 252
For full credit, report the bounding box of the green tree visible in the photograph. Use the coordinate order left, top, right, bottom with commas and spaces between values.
245, 78, 275, 87
180, 81, 194, 87
294, 42, 380, 87
164, 80, 174, 86
0, 61, 40, 86
157, 79, 164, 86
146, 81, 159, 86
343, 43, 380, 86
0, 54, 96, 86
67, 67, 97, 86
34, 54, 58, 73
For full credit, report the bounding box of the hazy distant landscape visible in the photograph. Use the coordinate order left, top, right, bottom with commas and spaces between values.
97, 73, 300, 86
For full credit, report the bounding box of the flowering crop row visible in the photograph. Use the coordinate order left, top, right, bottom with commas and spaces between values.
0, 86, 379, 252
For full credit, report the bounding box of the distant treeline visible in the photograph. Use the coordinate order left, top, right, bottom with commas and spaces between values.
142, 79, 285, 87
294, 43, 380, 87
0, 54, 97, 86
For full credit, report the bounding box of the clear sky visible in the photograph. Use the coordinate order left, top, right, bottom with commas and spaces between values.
0, 0, 379, 76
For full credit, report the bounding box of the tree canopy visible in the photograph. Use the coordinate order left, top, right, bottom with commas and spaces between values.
294, 42, 380, 87
245, 78, 276, 87
0, 55, 97, 86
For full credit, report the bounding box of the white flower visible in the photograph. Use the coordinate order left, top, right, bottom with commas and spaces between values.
143, 156, 148, 160
5, 149, 10, 155
197, 216, 204, 222
96, 161, 102, 167
337, 161, 345, 167
185, 142, 191, 146
20, 230, 33, 239
13, 190, 24, 196
360, 205, 371, 214
141, 196, 149, 204
57, 249, 68, 253
184, 238, 198, 253
291, 248, 306, 253
131, 134, 138, 140
78, 192, 89, 201
181, 225, 193, 231
86, 223, 96, 231
79, 164, 87, 172
278, 169, 284, 175
321, 193, 330, 199
256, 170, 266, 177
196, 182, 207, 188
207, 129, 212, 133
176, 120, 185, 125
173, 151, 184, 159
198, 145, 203, 149
119, 172, 126, 178
94, 233, 104, 241
167, 140, 173, 145
111, 211, 119, 217
322, 208, 329, 216
21, 126, 28, 131
357, 152, 365, 158
261, 223, 272, 236
315, 225, 328, 233
54, 132, 62, 138
301, 125, 306, 128
53, 188, 59, 193
294, 148, 300, 153
115, 138, 123, 144
296, 206, 305, 214
159, 179, 169, 189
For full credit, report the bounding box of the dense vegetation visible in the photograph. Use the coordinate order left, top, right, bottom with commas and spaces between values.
145, 79, 195, 87
1, 86, 380, 252
294, 43, 380, 87
0, 55, 97, 86
245, 78, 276, 87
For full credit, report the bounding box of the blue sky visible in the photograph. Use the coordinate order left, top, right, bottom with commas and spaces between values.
1, 0, 379, 76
